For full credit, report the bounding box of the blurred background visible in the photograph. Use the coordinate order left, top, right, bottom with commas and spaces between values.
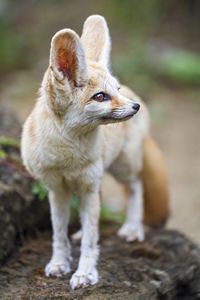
0, 0, 199, 241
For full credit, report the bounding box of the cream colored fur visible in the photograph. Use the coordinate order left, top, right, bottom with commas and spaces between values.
21, 15, 152, 289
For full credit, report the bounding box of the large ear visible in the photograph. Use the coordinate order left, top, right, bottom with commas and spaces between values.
81, 15, 111, 68
50, 29, 87, 86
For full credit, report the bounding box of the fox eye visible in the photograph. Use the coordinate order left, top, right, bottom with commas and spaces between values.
92, 92, 111, 102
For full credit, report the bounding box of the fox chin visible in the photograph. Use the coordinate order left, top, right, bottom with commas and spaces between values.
21, 15, 169, 289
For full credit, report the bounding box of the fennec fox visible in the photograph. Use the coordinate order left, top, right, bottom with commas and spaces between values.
21, 15, 169, 289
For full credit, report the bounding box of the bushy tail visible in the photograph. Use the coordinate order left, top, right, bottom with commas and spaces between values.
141, 137, 170, 227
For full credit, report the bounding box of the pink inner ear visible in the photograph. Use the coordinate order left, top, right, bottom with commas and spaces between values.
57, 48, 76, 79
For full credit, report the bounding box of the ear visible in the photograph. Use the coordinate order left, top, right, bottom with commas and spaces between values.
50, 29, 87, 86
81, 15, 111, 68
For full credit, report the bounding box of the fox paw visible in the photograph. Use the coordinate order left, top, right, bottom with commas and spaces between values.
45, 260, 71, 277
71, 229, 82, 242
117, 222, 144, 242
70, 268, 98, 289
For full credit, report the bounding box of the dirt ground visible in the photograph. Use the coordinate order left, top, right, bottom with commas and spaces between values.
1, 228, 200, 300
1, 71, 200, 243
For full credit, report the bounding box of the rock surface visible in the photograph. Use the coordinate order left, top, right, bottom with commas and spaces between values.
0, 229, 200, 299
0, 104, 21, 138
0, 105, 50, 263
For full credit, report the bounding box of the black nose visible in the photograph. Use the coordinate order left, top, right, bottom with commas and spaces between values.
132, 103, 140, 111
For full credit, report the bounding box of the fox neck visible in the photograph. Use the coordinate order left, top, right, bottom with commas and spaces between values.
61, 124, 101, 163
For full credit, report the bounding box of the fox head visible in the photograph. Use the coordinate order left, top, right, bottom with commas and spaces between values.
43, 15, 140, 132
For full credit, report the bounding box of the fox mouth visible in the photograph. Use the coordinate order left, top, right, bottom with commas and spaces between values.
101, 112, 136, 122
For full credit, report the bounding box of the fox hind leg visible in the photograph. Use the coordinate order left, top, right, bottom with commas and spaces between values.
118, 178, 144, 242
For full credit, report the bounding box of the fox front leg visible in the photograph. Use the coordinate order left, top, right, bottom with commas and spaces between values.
45, 187, 72, 277
70, 191, 100, 289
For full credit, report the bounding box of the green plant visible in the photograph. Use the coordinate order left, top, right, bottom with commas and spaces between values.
156, 51, 200, 85
0, 136, 20, 147
32, 181, 47, 200
0, 149, 7, 159
100, 205, 124, 224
